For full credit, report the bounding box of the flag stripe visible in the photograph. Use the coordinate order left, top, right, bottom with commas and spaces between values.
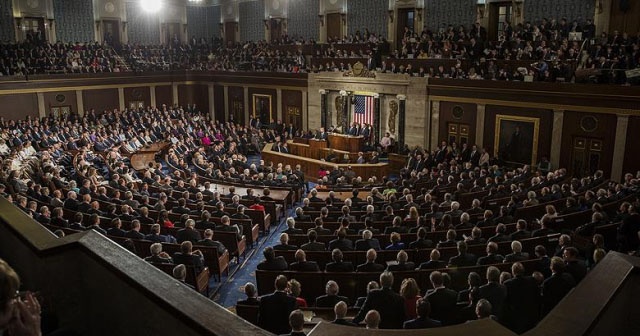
352, 95, 374, 126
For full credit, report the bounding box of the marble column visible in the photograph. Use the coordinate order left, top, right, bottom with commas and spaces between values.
550, 109, 565, 170
373, 93, 381, 144
475, 104, 486, 147
223, 85, 229, 121
301, 90, 308, 131
150, 86, 157, 108
430, 100, 440, 149
319, 89, 328, 129
172, 84, 179, 106
340, 90, 348, 132
36, 92, 46, 118
611, 115, 629, 182
118, 87, 125, 111
397, 94, 407, 151
208, 83, 215, 120
276, 89, 283, 122
76, 90, 84, 116
243, 86, 250, 126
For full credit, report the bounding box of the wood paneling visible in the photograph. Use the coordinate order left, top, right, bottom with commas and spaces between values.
82, 89, 119, 114
0, 94, 38, 120
623, 116, 640, 176
560, 111, 617, 178
227, 86, 245, 124
214, 85, 225, 122
248, 88, 277, 122
177, 84, 209, 113
610, 0, 640, 36
155, 86, 173, 108
282, 89, 303, 129
123, 87, 151, 109
439, 102, 477, 145
43, 91, 77, 115
483, 105, 553, 165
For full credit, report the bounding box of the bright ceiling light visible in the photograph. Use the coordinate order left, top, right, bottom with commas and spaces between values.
140, 0, 162, 13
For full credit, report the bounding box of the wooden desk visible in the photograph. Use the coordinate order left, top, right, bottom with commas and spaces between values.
262, 143, 389, 182
328, 133, 363, 152
130, 142, 169, 171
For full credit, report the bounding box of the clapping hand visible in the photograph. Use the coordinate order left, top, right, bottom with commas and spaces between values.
8, 291, 42, 336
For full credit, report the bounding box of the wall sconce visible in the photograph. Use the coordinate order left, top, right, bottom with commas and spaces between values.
388, 10, 394, 23
318, 14, 324, 26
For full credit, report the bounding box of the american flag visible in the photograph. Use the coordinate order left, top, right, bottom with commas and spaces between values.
352, 95, 374, 126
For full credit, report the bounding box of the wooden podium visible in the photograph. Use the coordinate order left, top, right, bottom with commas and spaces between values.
130, 142, 169, 171
328, 134, 363, 152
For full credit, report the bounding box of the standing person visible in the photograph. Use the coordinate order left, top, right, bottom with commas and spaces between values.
352, 271, 406, 329
258, 275, 298, 335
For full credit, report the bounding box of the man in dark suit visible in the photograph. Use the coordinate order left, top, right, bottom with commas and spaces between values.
315, 280, 349, 308
409, 227, 433, 249
563, 247, 588, 284
328, 229, 354, 251
504, 240, 530, 263
195, 229, 227, 256
125, 220, 145, 240
144, 243, 174, 264
289, 249, 320, 272
283, 310, 306, 336
324, 249, 354, 272
356, 249, 385, 272
332, 301, 357, 326
542, 257, 576, 315
387, 250, 415, 272
258, 275, 298, 335
448, 241, 478, 267
352, 271, 406, 329
502, 262, 540, 333
176, 219, 202, 244
477, 242, 505, 265
237, 282, 260, 306
417, 249, 447, 270
257, 247, 288, 271
509, 220, 531, 241
403, 298, 442, 329
479, 266, 507, 316
426, 271, 458, 326
171, 241, 204, 274
355, 230, 381, 251
300, 230, 326, 251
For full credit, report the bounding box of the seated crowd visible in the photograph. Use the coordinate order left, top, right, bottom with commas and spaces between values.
244, 138, 640, 333
1, 18, 638, 84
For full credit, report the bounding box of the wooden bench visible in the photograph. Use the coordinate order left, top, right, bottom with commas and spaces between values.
150, 262, 210, 296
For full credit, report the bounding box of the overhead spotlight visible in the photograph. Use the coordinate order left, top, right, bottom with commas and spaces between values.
140, 0, 162, 13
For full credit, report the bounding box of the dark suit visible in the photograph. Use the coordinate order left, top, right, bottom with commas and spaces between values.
289, 261, 320, 272
172, 252, 204, 273
503, 275, 540, 333
409, 238, 433, 249
387, 262, 415, 272
355, 238, 381, 251
478, 282, 507, 316
542, 272, 575, 315
315, 294, 349, 308
258, 291, 297, 335
426, 287, 458, 326
176, 227, 202, 243
325, 261, 354, 272
195, 239, 226, 255
565, 260, 588, 283
353, 287, 406, 329
403, 317, 442, 329
328, 238, 354, 251
504, 252, 529, 263
448, 253, 477, 267
300, 241, 326, 251
477, 254, 505, 266
257, 257, 288, 271
356, 262, 385, 272
417, 260, 447, 270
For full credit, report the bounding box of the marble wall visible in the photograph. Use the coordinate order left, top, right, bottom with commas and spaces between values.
53, 0, 94, 42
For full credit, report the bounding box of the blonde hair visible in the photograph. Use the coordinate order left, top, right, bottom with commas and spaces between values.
400, 277, 420, 299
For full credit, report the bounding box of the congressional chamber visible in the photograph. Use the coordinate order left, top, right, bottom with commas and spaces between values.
0, 0, 639, 336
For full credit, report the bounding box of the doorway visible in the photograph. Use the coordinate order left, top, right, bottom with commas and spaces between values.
224, 22, 238, 45
166, 22, 181, 46
571, 137, 603, 178
102, 20, 121, 47
21, 17, 45, 42
447, 122, 470, 146
270, 19, 282, 42
326, 13, 342, 41
284, 105, 302, 132
396, 8, 415, 50
488, 2, 512, 41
